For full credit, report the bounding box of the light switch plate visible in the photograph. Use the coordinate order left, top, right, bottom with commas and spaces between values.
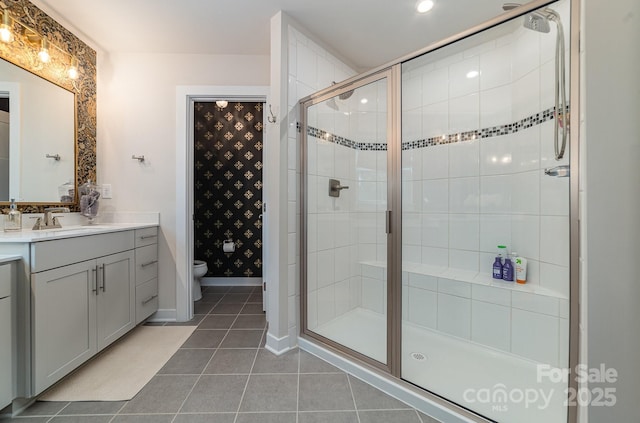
102, 184, 112, 199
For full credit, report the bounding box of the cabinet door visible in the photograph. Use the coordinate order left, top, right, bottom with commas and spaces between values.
0, 296, 12, 409
96, 250, 135, 351
32, 260, 97, 395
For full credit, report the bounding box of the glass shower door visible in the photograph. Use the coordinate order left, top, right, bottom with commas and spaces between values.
400, 1, 572, 422
303, 74, 390, 366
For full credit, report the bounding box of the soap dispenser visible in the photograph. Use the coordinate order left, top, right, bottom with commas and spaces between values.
4, 198, 22, 232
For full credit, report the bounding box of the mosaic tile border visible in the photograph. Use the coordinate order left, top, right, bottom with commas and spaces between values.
307, 105, 567, 152
0, 0, 96, 212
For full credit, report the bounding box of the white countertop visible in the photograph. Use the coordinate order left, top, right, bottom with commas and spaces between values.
0, 222, 158, 243
0, 254, 22, 263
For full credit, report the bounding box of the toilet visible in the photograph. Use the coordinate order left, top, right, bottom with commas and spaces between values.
192, 260, 208, 301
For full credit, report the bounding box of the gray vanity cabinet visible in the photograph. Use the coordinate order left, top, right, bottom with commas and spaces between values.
0, 261, 14, 409
30, 231, 136, 395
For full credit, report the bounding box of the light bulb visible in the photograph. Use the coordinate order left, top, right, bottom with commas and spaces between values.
416, 0, 435, 14
38, 38, 50, 63
68, 57, 79, 79
0, 11, 13, 43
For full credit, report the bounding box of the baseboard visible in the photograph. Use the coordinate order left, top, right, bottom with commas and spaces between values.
201, 277, 262, 287
298, 338, 484, 423
264, 331, 293, 356
147, 308, 177, 322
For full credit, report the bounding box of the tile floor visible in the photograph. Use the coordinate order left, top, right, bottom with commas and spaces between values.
1, 286, 440, 423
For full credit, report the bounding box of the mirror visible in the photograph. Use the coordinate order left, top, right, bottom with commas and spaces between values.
0, 57, 75, 203
0, 0, 96, 212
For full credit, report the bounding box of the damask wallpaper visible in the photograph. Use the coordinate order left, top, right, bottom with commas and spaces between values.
194, 102, 264, 278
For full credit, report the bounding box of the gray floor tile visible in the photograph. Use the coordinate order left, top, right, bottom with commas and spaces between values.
229, 286, 256, 293
205, 286, 231, 294
298, 411, 359, 423
236, 412, 297, 423
111, 415, 175, 423
247, 293, 263, 303
298, 374, 355, 411
359, 410, 422, 423
220, 330, 264, 348
241, 304, 265, 314
193, 301, 215, 314
199, 293, 224, 303
219, 293, 250, 304
19, 401, 69, 416
348, 375, 410, 410
121, 375, 198, 414
252, 349, 298, 374
239, 374, 298, 412
59, 401, 125, 415
180, 375, 248, 413
211, 303, 244, 315
158, 349, 215, 374
417, 411, 443, 423
203, 348, 257, 374
181, 329, 227, 348
232, 314, 267, 329
49, 417, 112, 423
172, 414, 235, 423
0, 418, 49, 422
165, 315, 204, 326
199, 315, 237, 329
300, 351, 342, 373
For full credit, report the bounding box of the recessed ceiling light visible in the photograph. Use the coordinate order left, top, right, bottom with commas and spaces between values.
416, 0, 435, 14
466, 70, 479, 79
360, 98, 368, 104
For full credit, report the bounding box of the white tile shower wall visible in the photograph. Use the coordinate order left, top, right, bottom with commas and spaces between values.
287, 26, 357, 333
401, 269, 569, 367
402, 2, 570, 297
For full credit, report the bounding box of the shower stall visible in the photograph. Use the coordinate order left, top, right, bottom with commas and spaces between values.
299, 0, 578, 422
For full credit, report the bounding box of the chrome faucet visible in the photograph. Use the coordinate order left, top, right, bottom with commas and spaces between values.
32, 207, 70, 230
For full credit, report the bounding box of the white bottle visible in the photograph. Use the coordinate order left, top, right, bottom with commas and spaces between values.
515, 254, 527, 284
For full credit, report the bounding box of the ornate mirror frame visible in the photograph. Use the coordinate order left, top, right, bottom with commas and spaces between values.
0, 0, 96, 212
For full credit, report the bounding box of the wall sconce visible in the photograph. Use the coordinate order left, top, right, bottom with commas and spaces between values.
0, 6, 80, 79
215, 100, 228, 108
0, 9, 13, 43
68, 56, 79, 79
38, 38, 50, 63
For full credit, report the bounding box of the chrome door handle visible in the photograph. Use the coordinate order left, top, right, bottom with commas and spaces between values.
141, 260, 158, 267
142, 294, 158, 305
92, 266, 98, 295
100, 265, 106, 292
544, 165, 570, 177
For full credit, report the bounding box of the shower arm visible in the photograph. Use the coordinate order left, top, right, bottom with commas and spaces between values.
550, 10, 568, 161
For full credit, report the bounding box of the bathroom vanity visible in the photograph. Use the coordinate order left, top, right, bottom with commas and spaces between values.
0, 256, 19, 410
0, 222, 159, 403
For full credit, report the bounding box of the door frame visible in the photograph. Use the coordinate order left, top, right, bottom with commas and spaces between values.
175, 85, 269, 322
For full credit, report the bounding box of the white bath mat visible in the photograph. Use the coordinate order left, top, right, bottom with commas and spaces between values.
39, 325, 197, 402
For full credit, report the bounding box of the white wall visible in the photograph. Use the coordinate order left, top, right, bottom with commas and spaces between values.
97, 52, 269, 316
583, 0, 640, 420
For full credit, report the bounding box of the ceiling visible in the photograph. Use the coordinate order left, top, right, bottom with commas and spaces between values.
34, 0, 512, 71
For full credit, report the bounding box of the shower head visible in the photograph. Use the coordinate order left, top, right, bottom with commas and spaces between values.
502, 2, 551, 33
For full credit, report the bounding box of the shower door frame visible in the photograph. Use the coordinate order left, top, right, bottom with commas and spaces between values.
299, 0, 581, 421
299, 67, 403, 375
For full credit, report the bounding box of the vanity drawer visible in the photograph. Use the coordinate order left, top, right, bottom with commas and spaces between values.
30, 231, 134, 273
0, 264, 10, 298
135, 227, 158, 248
135, 245, 158, 285
135, 278, 158, 324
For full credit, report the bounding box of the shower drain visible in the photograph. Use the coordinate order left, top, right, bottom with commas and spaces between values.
410, 352, 427, 361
